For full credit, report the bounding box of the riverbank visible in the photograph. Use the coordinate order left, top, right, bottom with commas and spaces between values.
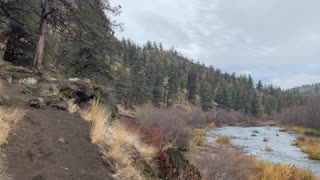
201, 125, 320, 178
282, 126, 320, 161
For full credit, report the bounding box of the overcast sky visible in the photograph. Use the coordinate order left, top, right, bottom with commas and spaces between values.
109, 0, 320, 89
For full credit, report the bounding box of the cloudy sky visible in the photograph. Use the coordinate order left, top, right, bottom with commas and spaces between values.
109, 0, 320, 89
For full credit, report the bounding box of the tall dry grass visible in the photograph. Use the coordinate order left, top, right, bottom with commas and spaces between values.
81, 99, 156, 180
0, 107, 25, 145
0, 107, 25, 180
66, 99, 80, 114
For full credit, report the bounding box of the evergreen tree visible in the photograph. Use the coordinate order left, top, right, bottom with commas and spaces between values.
250, 91, 260, 116
187, 67, 198, 102
167, 65, 179, 107
152, 68, 164, 108
200, 82, 213, 111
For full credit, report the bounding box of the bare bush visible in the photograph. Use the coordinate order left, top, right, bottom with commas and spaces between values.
136, 106, 192, 151
304, 96, 320, 128
275, 106, 305, 125
276, 96, 320, 129
187, 107, 206, 127
215, 108, 245, 125
191, 147, 253, 180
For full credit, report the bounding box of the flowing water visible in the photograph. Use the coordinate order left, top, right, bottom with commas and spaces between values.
206, 126, 320, 176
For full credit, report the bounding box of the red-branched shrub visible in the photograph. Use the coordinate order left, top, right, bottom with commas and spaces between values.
136, 105, 192, 151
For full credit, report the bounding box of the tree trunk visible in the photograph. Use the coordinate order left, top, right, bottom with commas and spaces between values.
33, 0, 49, 68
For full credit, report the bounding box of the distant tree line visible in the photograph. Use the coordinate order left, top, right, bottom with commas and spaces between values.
112, 39, 304, 116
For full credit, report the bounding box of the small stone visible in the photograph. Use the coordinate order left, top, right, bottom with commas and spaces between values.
20, 77, 38, 86
29, 97, 46, 108
51, 101, 68, 111
252, 130, 259, 133
251, 134, 257, 137
57, 137, 65, 144
68, 78, 80, 82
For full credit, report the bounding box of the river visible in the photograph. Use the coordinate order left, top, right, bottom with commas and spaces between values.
206, 126, 320, 176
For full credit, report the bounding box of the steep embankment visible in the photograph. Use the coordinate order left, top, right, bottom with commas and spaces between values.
0, 69, 113, 179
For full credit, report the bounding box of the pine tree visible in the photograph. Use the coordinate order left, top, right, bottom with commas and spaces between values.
187, 67, 198, 103
250, 91, 260, 116
131, 49, 146, 104
114, 68, 131, 107
200, 82, 213, 111
152, 68, 164, 108
167, 65, 179, 107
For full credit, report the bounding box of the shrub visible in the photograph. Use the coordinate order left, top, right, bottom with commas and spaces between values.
263, 137, 269, 142
81, 99, 156, 179
216, 136, 231, 145
190, 147, 253, 180
265, 146, 273, 152
136, 106, 192, 151
215, 108, 245, 125
187, 107, 206, 128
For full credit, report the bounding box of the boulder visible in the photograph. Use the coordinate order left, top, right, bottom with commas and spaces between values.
48, 99, 68, 111
252, 130, 260, 134
29, 97, 46, 108
37, 82, 60, 97
251, 134, 257, 137
19, 77, 38, 86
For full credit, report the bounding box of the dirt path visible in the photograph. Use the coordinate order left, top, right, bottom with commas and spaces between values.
1, 79, 113, 180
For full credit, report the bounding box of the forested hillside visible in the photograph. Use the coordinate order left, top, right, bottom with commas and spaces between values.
291, 83, 320, 97
0, 0, 304, 117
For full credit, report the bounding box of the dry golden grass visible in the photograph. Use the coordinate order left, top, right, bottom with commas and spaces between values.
66, 99, 79, 114
0, 107, 25, 145
251, 160, 317, 180
216, 136, 231, 145
81, 99, 156, 180
0, 107, 25, 180
265, 146, 273, 152
293, 136, 320, 160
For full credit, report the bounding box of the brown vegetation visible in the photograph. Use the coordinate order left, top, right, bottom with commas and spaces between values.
136, 105, 193, 151
0, 106, 25, 180
81, 99, 156, 179
0, 107, 25, 145
293, 135, 320, 160
276, 96, 320, 129
189, 146, 317, 180
216, 136, 231, 145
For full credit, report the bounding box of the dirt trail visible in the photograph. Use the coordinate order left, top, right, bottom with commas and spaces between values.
0, 79, 113, 180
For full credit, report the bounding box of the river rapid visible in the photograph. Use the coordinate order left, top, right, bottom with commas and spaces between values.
206, 126, 320, 176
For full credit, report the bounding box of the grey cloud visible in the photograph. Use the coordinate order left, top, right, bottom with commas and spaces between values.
110, 0, 320, 89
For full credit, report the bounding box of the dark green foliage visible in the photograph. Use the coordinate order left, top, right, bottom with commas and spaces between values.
167, 65, 179, 107
250, 91, 260, 116
200, 82, 213, 112
114, 68, 131, 107
187, 67, 198, 103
